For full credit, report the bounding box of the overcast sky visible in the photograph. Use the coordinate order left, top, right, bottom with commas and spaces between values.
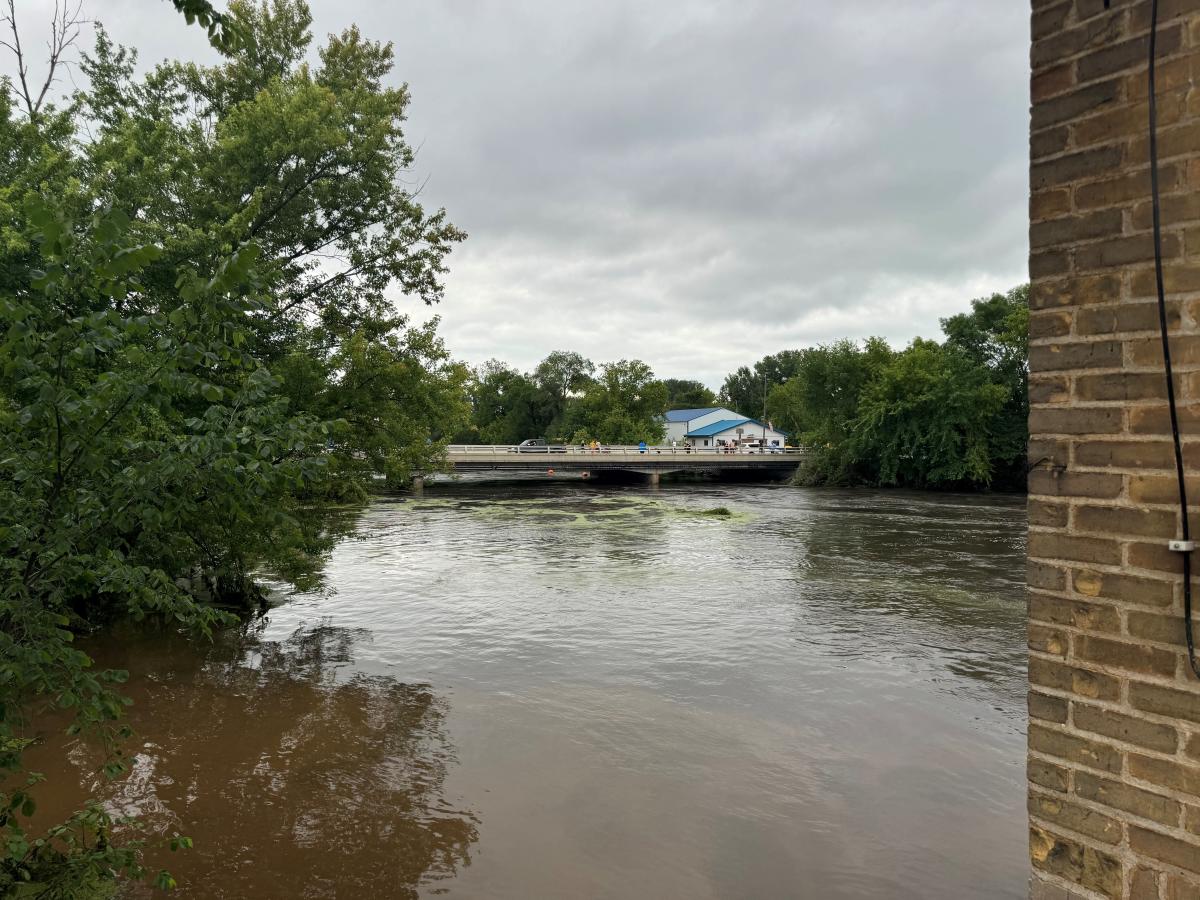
11, 0, 1029, 388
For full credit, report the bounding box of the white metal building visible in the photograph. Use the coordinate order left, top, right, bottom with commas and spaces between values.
661, 408, 787, 448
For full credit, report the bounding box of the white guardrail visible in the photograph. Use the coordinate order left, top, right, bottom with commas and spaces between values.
445, 444, 805, 457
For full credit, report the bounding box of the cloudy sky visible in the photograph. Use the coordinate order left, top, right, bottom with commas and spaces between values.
12, 0, 1030, 388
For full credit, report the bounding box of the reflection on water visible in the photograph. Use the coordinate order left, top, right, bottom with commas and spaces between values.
33, 483, 1027, 899
30, 623, 477, 899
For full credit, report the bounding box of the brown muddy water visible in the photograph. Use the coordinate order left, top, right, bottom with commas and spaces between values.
31, 483, 1028, 899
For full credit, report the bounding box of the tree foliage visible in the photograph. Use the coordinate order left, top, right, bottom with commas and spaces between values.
663, 378, 716, 410
1, 0, 470, 891
745, 286, 1029, 490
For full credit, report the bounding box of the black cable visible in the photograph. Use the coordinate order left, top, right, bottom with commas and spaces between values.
1147, 0, 1200, 679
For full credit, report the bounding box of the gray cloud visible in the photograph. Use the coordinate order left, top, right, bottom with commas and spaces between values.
9, 0, 1030, 387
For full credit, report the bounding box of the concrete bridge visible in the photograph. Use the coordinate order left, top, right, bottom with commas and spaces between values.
437, 444, 807, 485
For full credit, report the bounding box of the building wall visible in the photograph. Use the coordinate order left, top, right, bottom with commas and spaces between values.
1028, 2, 1200, 898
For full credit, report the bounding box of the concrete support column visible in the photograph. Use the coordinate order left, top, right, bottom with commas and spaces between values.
411, 475, 425, 492
646, 471, 660, 487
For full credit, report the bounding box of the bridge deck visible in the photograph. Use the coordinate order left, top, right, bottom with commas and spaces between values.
444, 445, 806, 474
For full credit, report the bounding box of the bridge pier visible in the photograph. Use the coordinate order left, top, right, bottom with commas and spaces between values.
411, 475, 425, 492
646, 471, 660, 488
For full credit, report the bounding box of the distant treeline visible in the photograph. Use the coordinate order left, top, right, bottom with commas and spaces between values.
461, 285, 1029, 491
721, 285, 1029, 491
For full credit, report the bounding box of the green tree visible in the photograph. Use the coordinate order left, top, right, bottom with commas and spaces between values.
719, 350, 803, 418
564, 359, 667, 444
532, 350, 595, 438
940, 285, 1029, 488
1, 200, 330, 893
767, 338, 894, 483
463, 361, 541, 445
852, 339, 1008, 488
663, 378, 717, 409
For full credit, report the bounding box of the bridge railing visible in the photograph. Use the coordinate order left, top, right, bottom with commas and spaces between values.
445, 444, 806, 457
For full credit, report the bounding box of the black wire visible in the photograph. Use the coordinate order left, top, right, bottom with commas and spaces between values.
1147, 0, 1200, 679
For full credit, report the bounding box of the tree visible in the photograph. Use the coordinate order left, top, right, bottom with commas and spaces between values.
532, 350, 595, 438
940, 285, 1029, 488
663, 378, 716, 409
563, 359, 667, 444
463, 361, 541, 445
719, 350, 803, 418
767, 338, 894, 483
1, 200, 331, 893
853, 339, 1008, 488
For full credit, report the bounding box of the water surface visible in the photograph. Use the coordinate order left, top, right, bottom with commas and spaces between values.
36, 483, 1028, 899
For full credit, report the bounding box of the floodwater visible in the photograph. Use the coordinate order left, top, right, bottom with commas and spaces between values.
31, 483, 1029, 899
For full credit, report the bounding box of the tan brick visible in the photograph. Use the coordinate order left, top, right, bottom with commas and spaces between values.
1033, 250, 1073, 278
1074, 504, 1179, 538
1033, 145, 1125, 191
1032, 274, 1123, 309
1032, 2, 1072, 42
1129, 337, 1200, 368
1165, 872, 1200, 900
1032, 313, 1075, 341
1030, 657, 1122, 702
1130, 825, 1200, 876
1076, 770, 1183, 829
1035, 126, 1073, 161
1132, 195, 1200, 235
1032, 340, 1125, 371
1034, 691, 1073, 723
1030, 531, 1124, 565
1129, 611, 1190, 646
1030, 468, 1125, 499
1035, 63, 1079, 102
1075, 169, 1159, 209
1130, 754, 1200, 797
1031, 790, 1124, 842
1073, 569, 1176, 608
1033, 210, 1126, 249
1128, 540, 1191, 575
1034, 188, 1075, 220
1075, 634, 1179, 677
1132, 265, 1200, 298
1032, 592, 1123, 632
1129, 475, 1200, 505
1030, 723, 1125, 773
1186, 805, 1200, 837
1075, 440, 1178, 469
1130, 682, 1200, 727
1030, 825, 1124, 898
1186, 732, 1200, 762
1076, 233, 1182, 272
1077, 26, 1184, 83
1032, 499, 1072, 528
1031, 559, 1069, 592
1166, 872, 1200, 900
1074, 703, 1180, 753
1132, 866, 1163, 900
1034, 82, 1125, 132
1033, 375, 1073, 404
1032, 756, 1073, 793
1077, 303, 1182, 338
1031, 406, 1127, 435
1129, 405, 1200, 436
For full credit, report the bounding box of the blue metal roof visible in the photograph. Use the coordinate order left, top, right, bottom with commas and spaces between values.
663, 407, 720, 423
686, 417, 787, 438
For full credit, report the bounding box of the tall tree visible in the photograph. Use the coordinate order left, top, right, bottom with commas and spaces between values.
719, 350, 804, 417
663, 378, 717, 409
563, 359, 667, 444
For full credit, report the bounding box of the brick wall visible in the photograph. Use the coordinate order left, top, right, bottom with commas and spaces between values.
1028, 2, 1200, 898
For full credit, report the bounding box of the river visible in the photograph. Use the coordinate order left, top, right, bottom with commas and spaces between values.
33, 482, 1029, 899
